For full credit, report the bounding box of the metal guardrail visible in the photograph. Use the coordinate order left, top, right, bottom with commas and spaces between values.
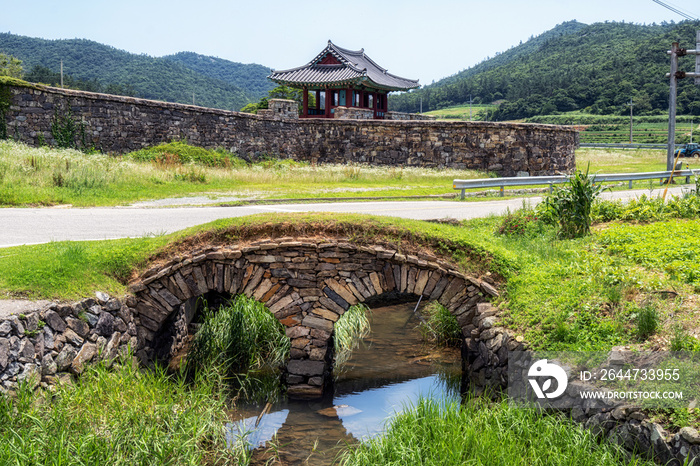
453, 169, 697, 199
579, 143, 681, 150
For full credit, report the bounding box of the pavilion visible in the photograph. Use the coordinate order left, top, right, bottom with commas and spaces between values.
268, 41, 419, 119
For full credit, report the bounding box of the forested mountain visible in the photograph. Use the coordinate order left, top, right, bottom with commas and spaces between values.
0, 33, 271, 111
162, 52, 273, 100
390, 20, 700, 119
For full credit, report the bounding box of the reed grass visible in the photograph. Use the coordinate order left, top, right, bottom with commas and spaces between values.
339, 397, 655, 466
0, 360, 236, 465
419, 301, 462, 347
334, 303, 371, 366
185, 295, 290, 392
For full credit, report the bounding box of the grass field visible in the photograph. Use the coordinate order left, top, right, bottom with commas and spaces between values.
0, 140, 483, 207
5, 139, 700, 208
424, 103, 495, 120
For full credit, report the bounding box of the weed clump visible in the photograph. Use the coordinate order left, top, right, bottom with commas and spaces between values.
334, 303, 370, 366
185, 295, 290, 383
127, 140, 247, 168
635, 303, 659, 340
496, 206, 541, 236
419, 302, 462, 347
540, 165, 606, 238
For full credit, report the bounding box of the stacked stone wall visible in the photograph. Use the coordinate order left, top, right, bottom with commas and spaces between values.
4, 84, 577, 176
0, 292, 136, 393
464, 308, 700, 465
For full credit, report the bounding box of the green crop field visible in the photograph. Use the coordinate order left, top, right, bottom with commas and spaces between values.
526, 112, 699, 144
424, 104, 495, 120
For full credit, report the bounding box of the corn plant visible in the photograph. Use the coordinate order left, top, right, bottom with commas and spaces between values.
542, 164, 606, 238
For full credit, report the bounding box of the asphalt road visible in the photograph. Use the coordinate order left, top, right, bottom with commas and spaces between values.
0, 186, 687, 248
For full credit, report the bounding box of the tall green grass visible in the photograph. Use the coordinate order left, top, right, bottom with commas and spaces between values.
540, 165, 606, 238
0, 360, 236, 465
185, 295, 290, 401
419, 301, 462, 347
126, 140, 248, 168
339, 397, 654, 466
334, 303, 371, 366
0, 140, 482, 206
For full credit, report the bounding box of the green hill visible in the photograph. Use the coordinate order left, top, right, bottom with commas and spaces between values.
390, 20, 700, 120
0, 33, 271, 111
162, 51, 273, 101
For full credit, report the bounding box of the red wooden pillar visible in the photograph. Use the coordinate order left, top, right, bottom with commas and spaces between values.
302, 86, 308, 118
315, 90, 320, 110
372, 91, 377, 118
324, 87, 331, 118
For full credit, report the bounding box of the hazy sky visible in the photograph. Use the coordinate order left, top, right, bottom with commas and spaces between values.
2, 0, 699, 85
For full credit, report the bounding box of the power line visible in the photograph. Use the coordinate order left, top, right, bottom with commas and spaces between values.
652, 0, 699, 21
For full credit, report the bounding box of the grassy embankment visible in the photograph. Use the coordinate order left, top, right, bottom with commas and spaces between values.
1, 211, 698, 356
1, 212, 699, 462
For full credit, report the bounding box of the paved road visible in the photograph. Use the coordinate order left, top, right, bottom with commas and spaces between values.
0, 186, 687, 248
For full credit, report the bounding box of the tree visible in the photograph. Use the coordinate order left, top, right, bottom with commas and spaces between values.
0, 53, 22, 78
242, 85, 315, 114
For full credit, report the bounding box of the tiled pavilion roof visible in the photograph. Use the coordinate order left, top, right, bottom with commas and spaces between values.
268, 41, 419, 91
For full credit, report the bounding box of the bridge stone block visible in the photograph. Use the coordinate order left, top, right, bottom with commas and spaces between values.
287, 359, 325, 376
302, 315, 333, 333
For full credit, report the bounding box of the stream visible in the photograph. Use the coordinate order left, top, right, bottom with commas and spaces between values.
227, 301, 462, 465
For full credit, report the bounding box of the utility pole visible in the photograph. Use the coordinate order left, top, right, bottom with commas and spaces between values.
192, 92, 195, 105
665, 34, 700, 171
419, 97, 422, 114
667, 42, 679, 171
469, 94, 473, 121
60, 60, 63, 88
696, 30, 700, 85
628, 97, 634, 144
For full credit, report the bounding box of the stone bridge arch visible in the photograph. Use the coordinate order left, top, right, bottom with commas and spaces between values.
128, 238, 499, 398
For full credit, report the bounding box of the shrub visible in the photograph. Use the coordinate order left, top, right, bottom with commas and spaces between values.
496, 208, 540, 236
541, 165, 606, 238
127, 140, 247, 168
636, 304, 659, 340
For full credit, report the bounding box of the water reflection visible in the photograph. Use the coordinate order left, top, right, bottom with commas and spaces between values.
228, 302, 462, 465
334, 374, 460, 440
227, 409, 290, 450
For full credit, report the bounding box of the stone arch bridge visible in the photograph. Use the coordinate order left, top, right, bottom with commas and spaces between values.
127, 237, 499, 398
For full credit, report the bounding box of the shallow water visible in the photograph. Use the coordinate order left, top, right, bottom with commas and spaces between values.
228, 302, 462, 465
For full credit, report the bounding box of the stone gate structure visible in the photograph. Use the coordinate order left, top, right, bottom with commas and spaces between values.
3, 82, 578, 177
126, 238, 499, 398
